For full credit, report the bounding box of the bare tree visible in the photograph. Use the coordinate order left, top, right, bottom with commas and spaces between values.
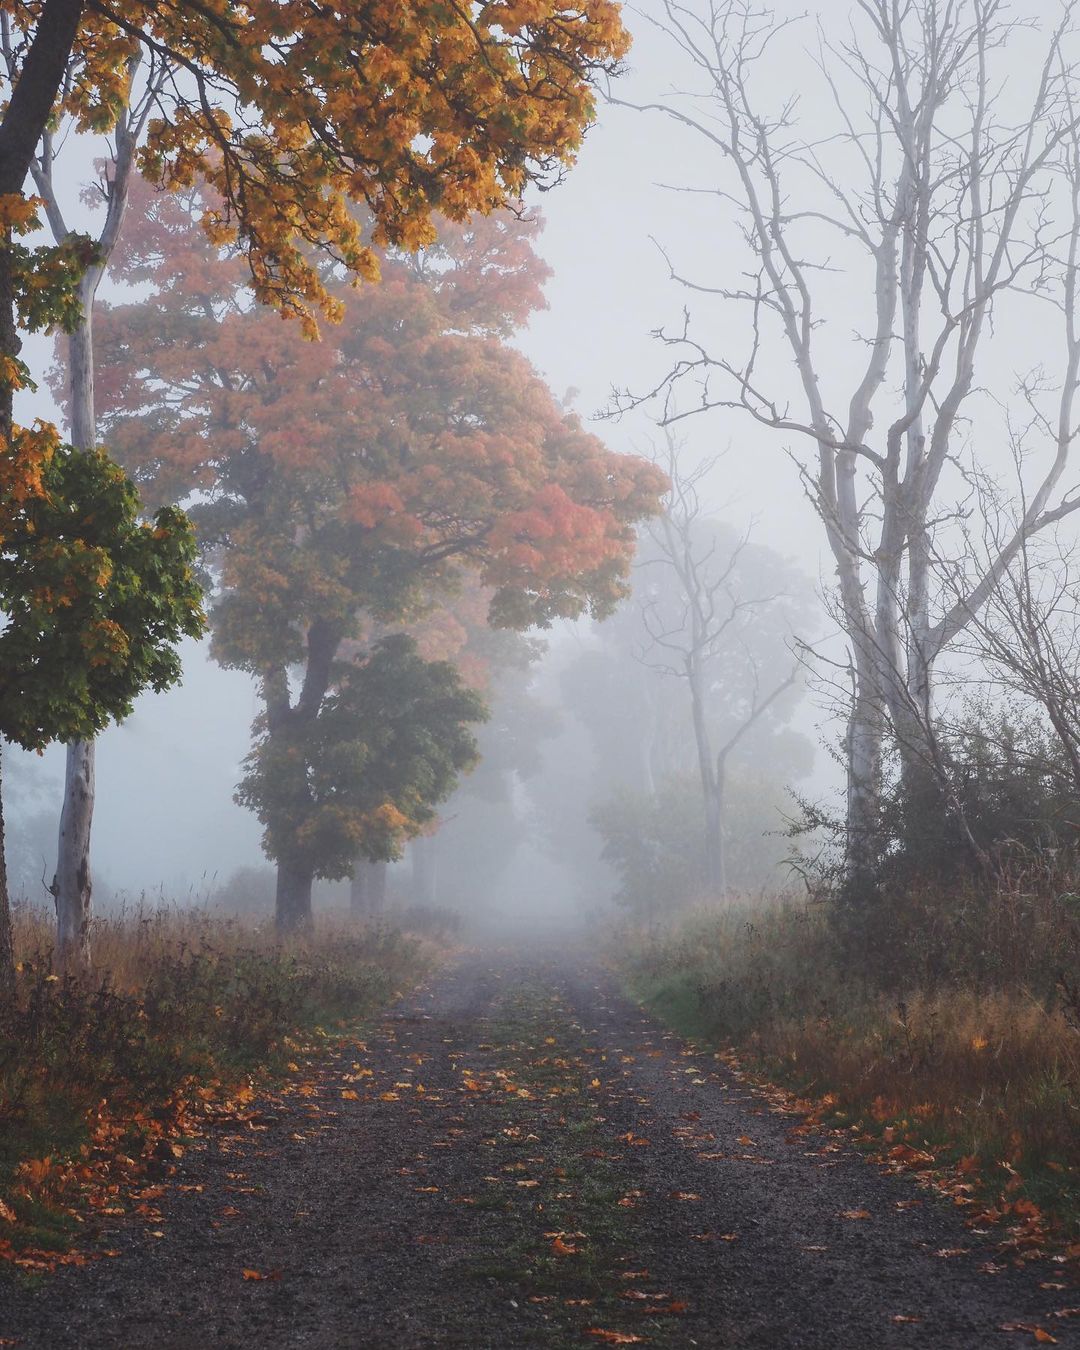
638, 434, 798, 895
957, 492, 1080, 795
615, 0, 1080, 896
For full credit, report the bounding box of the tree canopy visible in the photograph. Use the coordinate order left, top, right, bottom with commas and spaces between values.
0, 0, 629, 337
0, 445, 204, 750
89, 182, 665, 928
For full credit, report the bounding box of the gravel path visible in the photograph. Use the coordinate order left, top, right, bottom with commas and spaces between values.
1, 949, 1077, 1348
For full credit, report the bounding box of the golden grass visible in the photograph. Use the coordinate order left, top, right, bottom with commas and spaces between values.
618, 889, 1080, 1237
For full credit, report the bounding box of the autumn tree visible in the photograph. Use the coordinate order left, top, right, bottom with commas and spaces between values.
0, 0, 629, 970
236, 634, 486, 914
97, 185, 667, 932
0, 446, 202, 977
0, 0, 631, 414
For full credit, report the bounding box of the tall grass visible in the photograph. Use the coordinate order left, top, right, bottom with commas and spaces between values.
0, 901, 441, 1251
617, 878, 1080, 1239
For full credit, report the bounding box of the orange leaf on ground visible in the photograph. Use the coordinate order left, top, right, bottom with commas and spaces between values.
585, 1331, 647, 1344
1001, 1326, 1058, 1344
840, 1210, 871, 1221
551, 1236, 578, 1256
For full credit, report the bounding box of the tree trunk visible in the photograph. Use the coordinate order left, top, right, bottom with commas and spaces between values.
52, 738, 93, 973
703, 789, 725, 898
0, 747, 14, 999
275, 855, 314, 937
53, 308, 97, 975
687, 661, 723, 898
843, 689, 884, 908
350, 858, 387, 919
0, 0, 88, 986
264, 619, 344, 936
412, 835, 438, 907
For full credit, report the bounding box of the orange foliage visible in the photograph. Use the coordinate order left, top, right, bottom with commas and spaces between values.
2, 0, 628, 336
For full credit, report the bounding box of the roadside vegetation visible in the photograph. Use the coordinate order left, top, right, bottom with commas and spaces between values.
617, 871, 1080, 1245
0, 904, 440, 1262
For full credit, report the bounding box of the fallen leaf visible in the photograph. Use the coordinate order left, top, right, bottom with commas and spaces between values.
584, 1331, 646, 1344
840, 1209, 871, 1221
892, 1315, 922, 1324
551, 1236, 578, 1256
1000, 1325, 1057, 1344
341, 1090, 359, 1101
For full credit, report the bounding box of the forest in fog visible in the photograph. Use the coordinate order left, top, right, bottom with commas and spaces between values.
0, 3, 1078, 1347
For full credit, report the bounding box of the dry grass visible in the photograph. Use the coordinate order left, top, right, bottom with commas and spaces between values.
617, 885, 1080, 1238
1, 900, 442, 1251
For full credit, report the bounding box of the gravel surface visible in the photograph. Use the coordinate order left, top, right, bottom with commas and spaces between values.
1, 949, 1077, 1348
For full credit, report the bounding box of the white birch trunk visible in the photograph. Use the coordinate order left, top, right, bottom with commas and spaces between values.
52, 300, 97, 975
53, 738, 94, 972
33, 83, 140, 973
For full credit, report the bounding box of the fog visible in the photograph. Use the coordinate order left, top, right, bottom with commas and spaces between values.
8, 0, 1075, 929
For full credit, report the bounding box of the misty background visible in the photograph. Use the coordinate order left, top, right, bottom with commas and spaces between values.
9, 0, 1062, 921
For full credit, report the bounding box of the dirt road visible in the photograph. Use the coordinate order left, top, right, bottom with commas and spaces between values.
2, 951, 1077, 1348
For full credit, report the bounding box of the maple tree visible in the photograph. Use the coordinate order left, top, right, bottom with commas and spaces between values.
0, 445, 203, 982
236, 633, 486, 903
0, 0, 630, 389
96, 182, 666, 931
0, 0, 629, 970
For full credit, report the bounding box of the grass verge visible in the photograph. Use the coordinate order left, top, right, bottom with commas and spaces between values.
615, 893, 1080, 1252
0, 902, 440, 1261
